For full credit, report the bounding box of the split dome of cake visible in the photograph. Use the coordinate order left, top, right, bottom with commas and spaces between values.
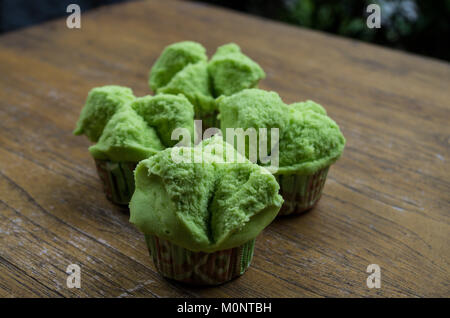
216, 88, 346, 175
148, 41, 266, 120
73, 85, 195, 162
73, 85, 135, 142
129, 135, 283, 252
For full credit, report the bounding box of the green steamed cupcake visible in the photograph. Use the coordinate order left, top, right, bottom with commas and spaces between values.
148, 41, 266, 129
217, 88, 345, 215
74, 86, 195, 205
129, 136, 283, 284
73, 85, 135, 142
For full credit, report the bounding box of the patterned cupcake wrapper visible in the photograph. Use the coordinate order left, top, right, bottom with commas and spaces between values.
275, 166, 330, 216
94, 159, 137, 205
145, 235, 255, 285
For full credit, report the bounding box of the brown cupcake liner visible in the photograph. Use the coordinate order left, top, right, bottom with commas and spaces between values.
94, 159, 137, 205
145, 235, 255, 285
275, 166, 329, 216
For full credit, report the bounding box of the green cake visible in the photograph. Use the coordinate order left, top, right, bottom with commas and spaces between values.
74, 85, 195, 205
217, 88, 345, 215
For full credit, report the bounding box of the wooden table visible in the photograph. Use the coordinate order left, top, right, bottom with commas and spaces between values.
0, 0, 449, 298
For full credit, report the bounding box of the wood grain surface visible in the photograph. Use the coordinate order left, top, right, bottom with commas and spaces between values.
0, 0, 449, 297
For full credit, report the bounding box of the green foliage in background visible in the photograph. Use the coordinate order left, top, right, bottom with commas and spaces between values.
196, 0, 450, 61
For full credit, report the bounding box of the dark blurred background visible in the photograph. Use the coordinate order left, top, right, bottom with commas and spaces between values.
1, 0, 449, 61
195, 0, 450, 62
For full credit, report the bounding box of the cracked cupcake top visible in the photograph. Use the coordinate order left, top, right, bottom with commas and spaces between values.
129, 136, 283, 252
74, 85, 195, 162
148, 41, 265, 118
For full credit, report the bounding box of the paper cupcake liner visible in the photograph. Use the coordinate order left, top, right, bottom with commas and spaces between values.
145, 235, 255, 285
94, 159, 137, 205
201, 111, 220, 132
275, 166, 329, 216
